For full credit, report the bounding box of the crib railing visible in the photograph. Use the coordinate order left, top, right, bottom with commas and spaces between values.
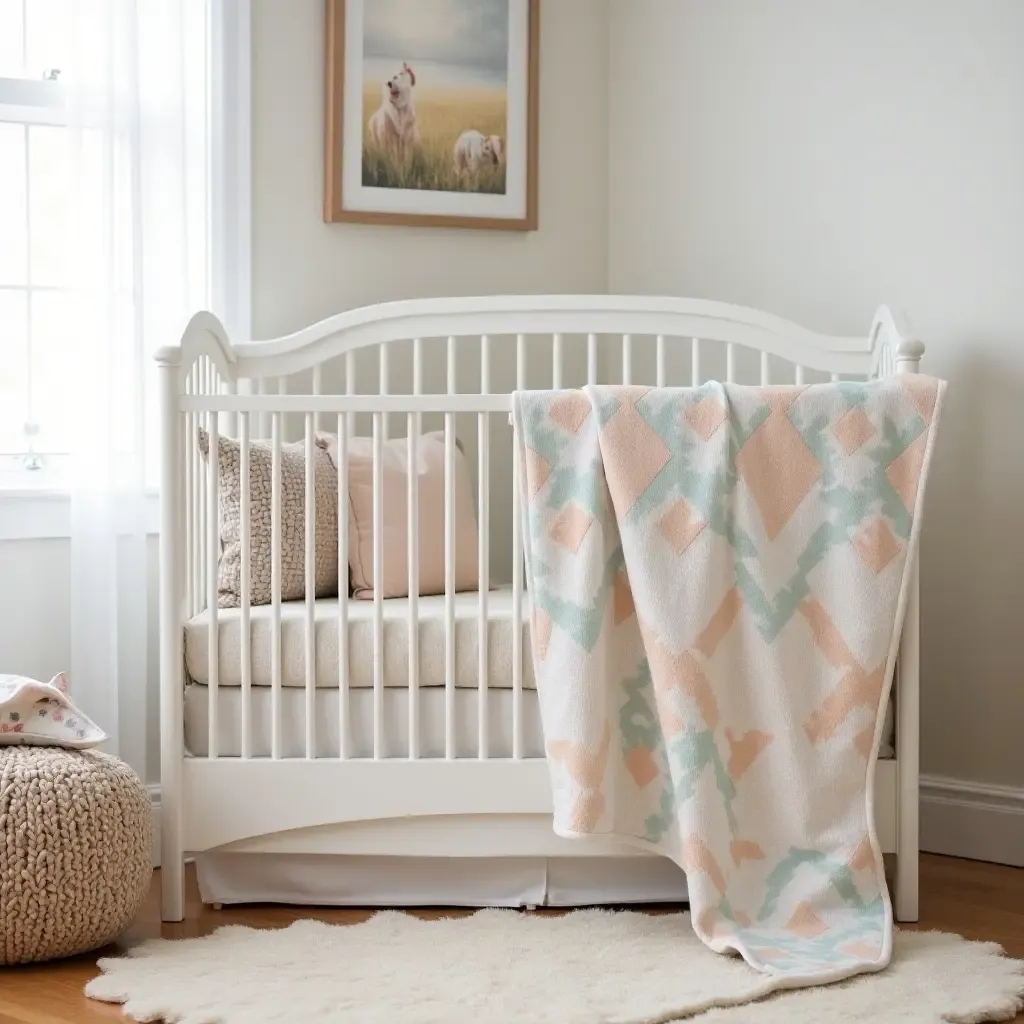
163, 298, 918, 769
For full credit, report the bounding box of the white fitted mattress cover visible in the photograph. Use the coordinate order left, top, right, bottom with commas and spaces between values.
184, 683, 546, 759
185, 589, 535, 690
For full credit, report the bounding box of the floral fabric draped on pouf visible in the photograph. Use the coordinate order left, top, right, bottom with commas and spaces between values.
513, 378, 943, 990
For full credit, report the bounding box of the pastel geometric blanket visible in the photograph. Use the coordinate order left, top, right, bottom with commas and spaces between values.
513, 378, 944, 989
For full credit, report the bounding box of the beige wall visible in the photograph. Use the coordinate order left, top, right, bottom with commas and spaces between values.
608, 0, 1024, 788
251, 0, 609, 338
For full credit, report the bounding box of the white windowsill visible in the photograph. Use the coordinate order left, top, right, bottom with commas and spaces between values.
0, 484, 161, 541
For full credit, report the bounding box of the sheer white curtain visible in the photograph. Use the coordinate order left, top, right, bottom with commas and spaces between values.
68, 1, 209, 776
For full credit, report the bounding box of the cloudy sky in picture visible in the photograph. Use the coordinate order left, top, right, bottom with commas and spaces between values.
364, 0, 509, 75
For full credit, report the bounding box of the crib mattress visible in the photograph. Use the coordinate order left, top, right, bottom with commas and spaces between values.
184, 682, 546, 759
185, 589, 535, 690
183, 682, 894, 761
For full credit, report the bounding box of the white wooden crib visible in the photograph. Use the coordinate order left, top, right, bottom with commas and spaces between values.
157, 296, 924, 923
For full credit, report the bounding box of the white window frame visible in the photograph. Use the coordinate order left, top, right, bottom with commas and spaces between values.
0, 74, 69, 488
0, 0, 251, 539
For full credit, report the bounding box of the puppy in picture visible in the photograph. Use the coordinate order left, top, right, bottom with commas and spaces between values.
453, 130, 504, 175
368, 62, 420, 157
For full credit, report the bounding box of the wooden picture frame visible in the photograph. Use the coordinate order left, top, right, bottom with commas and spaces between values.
324, 0, 539, 230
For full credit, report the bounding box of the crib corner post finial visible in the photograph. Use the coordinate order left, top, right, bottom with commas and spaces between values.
894, 338, 925, 374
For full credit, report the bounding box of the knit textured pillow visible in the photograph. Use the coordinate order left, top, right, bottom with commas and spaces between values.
198, 429, 339, 608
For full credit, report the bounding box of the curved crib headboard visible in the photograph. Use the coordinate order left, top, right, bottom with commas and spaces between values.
159, 295, 924, 391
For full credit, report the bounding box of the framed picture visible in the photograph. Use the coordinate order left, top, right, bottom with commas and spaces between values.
324, 0, 539, 231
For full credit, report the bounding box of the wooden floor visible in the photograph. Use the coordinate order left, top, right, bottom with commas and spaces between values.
1, 854, 1022, 1023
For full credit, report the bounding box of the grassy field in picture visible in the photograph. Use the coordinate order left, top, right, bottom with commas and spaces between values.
361, 85, 507, 194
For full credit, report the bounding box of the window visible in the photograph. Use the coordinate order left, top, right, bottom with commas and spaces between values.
0, 1, 250, 517
0, 0, 71, 475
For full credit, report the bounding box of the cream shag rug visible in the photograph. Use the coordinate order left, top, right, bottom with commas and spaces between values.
87, 910, 1024, 1024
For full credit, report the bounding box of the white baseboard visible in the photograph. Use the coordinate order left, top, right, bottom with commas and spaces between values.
921, 773, 1024, 867
147, 774, 1024, 873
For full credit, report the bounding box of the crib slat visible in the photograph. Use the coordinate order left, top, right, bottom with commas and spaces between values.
692, 338, 701, 386
726, 343, 736, 384
224, 378, 238, 439
831, 372, 840, 382
277, 375, 288, 441
444, 411, 456, 760
197, 369, 205, 615
408, 339, 423, 761
479, 336, 490, 759
271, 412, 283, 760
478, 413, 490, 760
511, 428, 524, 761
622, 334, 632, 385
304, 413, 316, 760
186, 367, 193, 613
337, 411, 350, 759
406, 418, 419, 759
760, 351, 770, 386
197, 370, 206, 615
239, 413, 252, 760
185, 403, 194, 615
197, 367, 205, 615
445, 336, 457, 759
207, 409, 220, 760
339, 355, 354, 759
795, 364, 805, 385
587, 333, 597, 385
379, 343, 389, 441
184, 376, 192, 611
372, 411, 384, 759
514, 320, 526, 758
552, 333, 563, 389
656, 335, 666, 387
256, 377, 268, 439
312, 364, 323, 433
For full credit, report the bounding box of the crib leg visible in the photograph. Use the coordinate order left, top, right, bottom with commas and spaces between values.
161, 848, 185, 923
212, 903, 224, 911
159, 359, 186, 924
894, 560, 920, 924
160, 779, 185, 922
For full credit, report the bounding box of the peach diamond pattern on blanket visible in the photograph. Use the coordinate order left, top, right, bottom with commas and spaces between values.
513, 378, 944, 992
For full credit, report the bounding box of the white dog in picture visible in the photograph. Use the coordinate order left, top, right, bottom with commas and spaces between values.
453, 130, 504, 175
368, 63, 420, 154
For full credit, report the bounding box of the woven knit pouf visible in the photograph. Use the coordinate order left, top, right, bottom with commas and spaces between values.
0, 747, 152, 964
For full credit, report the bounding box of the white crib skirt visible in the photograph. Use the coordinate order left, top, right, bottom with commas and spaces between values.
196, 853, 690, 908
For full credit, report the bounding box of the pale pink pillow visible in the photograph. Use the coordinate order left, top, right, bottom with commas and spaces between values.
317, 431, 479, 600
